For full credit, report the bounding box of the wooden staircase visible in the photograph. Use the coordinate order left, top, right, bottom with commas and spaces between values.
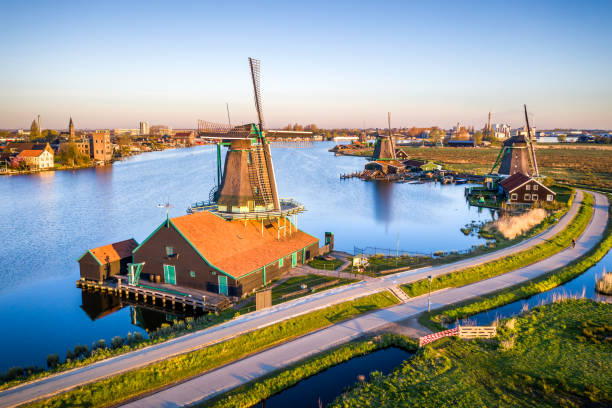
388, 285, 410, 303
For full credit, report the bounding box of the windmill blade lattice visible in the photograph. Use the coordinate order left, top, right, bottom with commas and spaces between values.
197, 120, 252, 139
249, 57, 265, 131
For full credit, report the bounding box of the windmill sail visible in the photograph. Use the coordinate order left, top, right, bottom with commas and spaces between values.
249, 58, 281, 211
523, 105, 540, 177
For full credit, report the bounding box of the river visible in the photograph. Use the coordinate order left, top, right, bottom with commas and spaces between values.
0, 142, 493, 371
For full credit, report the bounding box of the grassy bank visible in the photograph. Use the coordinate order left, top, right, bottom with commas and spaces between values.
331, 300, 612, 407
202, 334, 417, 408
25, 291, 399, 408
420, 194, 611, 330
402, 192, 593, 298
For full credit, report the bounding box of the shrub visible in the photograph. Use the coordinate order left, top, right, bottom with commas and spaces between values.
47, 354, 60, 369
110, 336, 125, 350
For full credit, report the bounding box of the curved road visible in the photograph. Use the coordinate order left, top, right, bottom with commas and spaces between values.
1, 191, 608, 407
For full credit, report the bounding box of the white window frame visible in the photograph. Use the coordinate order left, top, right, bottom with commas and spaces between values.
524, 194, 531, 200
526, 184, 531, 190
533, 184, 538, 191
511, 193, 517, 201
547, 194, 553, 201
532, 194, 538, 201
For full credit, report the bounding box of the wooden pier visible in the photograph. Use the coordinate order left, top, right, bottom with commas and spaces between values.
77, 278, 232, 313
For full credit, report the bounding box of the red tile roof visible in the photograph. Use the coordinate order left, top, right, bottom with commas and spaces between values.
89, 239, 139, 264
17, 149, 45, 157
170, 211, 318, 279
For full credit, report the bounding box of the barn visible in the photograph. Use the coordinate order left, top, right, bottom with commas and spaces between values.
500, 172, 556, 204
132, 211, 319, 298
78, 239, 139, 282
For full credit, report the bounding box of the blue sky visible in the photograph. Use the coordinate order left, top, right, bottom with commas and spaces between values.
1, 0, 611, 130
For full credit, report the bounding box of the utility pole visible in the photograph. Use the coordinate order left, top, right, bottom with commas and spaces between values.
427, 275, 432, 312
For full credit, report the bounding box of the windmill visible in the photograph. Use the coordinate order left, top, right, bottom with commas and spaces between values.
194, 58, 306, 220
372, 112, 396, 161
490, 105, 539, 177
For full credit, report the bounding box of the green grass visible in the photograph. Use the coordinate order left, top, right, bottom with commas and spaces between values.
270, 274, 356, 303
420, 194, 611, 330
308, 257, 344, 271
550, 184, 573, 205
331, 300, 612, 407
26, 291, 399, 408
202, 334, 417, 408
402, 192, 594, 298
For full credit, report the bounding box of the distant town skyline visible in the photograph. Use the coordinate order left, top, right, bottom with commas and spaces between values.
1, 1, 611, 130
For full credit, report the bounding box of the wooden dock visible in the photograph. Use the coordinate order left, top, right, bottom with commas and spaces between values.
77, 279, 232, 313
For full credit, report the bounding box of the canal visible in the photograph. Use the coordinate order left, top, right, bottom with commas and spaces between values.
0, 142, 493, 371
252, 347, 412, 408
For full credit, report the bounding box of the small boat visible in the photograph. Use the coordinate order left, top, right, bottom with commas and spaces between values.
455, 178, 468, 185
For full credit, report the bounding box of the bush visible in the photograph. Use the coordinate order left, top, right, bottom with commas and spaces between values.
110, 336, 125, 350
47, 354, 60, 369
4, 367, 24, 382
74, 344, 90, 359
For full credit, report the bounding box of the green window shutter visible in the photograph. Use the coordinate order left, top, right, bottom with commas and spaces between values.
279, 258, 284, 267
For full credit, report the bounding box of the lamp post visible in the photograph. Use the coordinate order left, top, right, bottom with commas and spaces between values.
427, 275, 432, 312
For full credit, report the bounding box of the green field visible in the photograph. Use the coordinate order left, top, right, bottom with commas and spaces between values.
393, 145, 612, 190
26, 291, 399, 408
331, 300, 612, 407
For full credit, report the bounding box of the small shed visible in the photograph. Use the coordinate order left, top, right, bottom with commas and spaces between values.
78, 238, 139, 282
421, 161, 441, 172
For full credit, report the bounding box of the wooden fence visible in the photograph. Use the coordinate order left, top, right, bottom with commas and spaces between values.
418, 325, 497, 347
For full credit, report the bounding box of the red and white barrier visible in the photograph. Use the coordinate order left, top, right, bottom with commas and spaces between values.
418, 327, 458, 347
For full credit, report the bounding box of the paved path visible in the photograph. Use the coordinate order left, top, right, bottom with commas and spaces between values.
123, 191, 608, 408
0, 190, 606, 408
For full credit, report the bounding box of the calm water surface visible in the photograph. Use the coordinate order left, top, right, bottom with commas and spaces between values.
0, 142, 492, 370
253, 347, 412, 408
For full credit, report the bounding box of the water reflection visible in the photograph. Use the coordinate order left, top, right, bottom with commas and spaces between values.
80, 290, 188, 333
373, 181, 393, 225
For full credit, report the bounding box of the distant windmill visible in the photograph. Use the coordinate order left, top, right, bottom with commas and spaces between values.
490, 105, 539, 177
196, 58, 307, 217
372, 112, 396, 161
